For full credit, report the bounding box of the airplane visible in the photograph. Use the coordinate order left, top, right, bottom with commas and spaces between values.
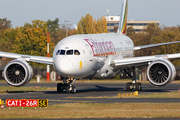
1, 0, 180, 93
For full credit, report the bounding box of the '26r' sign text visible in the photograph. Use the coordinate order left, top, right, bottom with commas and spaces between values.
6, 99, 38, 107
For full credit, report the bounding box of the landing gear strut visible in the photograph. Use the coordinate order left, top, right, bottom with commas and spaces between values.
123, 67, 142, 91
57, 78, 77, 93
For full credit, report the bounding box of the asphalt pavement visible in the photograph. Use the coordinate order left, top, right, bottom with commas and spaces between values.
0, 83, 180, 105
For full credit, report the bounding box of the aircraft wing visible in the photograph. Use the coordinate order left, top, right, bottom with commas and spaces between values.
133, 41, 180, 51
0, 51, 53, 65
110, 53, 180, 69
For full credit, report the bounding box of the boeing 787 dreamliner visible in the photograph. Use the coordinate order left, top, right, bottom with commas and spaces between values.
1, 0, 180, 93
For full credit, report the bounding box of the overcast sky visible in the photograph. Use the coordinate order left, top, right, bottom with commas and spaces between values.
1, 0, 180, 28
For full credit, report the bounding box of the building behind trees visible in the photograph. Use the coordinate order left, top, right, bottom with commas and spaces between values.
104, 16, 159, 33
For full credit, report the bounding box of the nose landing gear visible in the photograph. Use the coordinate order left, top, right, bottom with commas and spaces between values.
57, 78, 77, 93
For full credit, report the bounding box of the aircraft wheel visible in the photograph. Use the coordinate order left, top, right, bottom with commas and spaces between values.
71, 86, 76, 94
135, 83, 142, 91
66, 85, 70, 93
57, 83, 63, 92
126, 82, 132, 91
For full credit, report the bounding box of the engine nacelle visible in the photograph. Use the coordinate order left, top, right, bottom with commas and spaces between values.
4, 59, 33, 87
147, 59, 176, 86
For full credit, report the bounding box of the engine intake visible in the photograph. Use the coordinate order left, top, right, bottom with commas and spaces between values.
147, 59, 176, 86
4, 59, 33, 87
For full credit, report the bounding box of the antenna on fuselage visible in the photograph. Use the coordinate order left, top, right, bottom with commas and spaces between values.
117, 0, 128, 34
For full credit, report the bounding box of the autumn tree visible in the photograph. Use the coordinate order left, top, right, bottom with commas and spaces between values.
0, 18, 12, 30
76, 19, 83, 34
0, 18, 13, 53
127, 26, 135, 36
127, 23, 180, 65
11, 20, 54, 59
128, 23, 162, 56
84, 14, 93, 34
47, 18, 60, 45
96, 18, 102, 33
92, 19, 97, 33
77, 14, 93, 34
76, 14, 107, 34
49, 23, 76, 45
46, 18, 77, 45
101, 17, 107, 33
0, 27, 19, 52
0, 18, 77, 66
47, 18, 60, 33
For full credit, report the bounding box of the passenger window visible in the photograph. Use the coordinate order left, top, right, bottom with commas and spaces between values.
66, 50, 73, 55
60, 50, 65, 55
74, 50, 80, 55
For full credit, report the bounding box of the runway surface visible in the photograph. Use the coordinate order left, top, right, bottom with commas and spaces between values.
0, 83, 180, 105
1, 118, 179, 120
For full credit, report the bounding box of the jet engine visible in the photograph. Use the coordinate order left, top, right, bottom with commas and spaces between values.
147, 59, 176, 86
4, 59, 33, 87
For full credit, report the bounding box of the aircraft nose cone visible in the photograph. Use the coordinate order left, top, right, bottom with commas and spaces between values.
56, 58, 73, 75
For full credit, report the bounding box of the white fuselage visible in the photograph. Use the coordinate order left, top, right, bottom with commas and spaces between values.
53, 33, 134, 78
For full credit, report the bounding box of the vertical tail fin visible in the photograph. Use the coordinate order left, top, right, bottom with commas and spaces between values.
117, 0, 128, 34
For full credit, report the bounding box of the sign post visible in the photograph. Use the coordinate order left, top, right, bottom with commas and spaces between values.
47, 33, 50, 82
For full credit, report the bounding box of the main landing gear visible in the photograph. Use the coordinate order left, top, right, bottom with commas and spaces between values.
123, 67, 142, 91
57, 78, 77, 93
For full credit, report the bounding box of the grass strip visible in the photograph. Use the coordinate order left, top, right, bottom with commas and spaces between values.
118, 91, 180, 98
0, 86, 56, 94
133, 92, 180, 98
0, 103, 180, 119
66, 91, 180, 99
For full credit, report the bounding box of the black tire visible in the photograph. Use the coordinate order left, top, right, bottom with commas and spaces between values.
66, 85, 70, 93
136, 82, 142, 86
57, 83, 63, 92
60, 83, 64, 92
71, 86, 76, 94
135, 83, 142, 91
126, 82, 132, 91
138, 83, 142, 91
57, 83, 60, 92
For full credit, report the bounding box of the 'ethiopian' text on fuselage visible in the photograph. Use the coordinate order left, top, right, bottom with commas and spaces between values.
84, 39, 116, 56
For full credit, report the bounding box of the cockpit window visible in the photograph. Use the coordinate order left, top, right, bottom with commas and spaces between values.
66, 50, 73, 55
56, 50, 60, 55
74, 50, 80, 55
56, 49, 80, 55
60, 50, 66, 55
56, 50, 66, 55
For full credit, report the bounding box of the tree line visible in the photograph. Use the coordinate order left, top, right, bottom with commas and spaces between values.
1, 17, 180, 66
127, 23, 180, 65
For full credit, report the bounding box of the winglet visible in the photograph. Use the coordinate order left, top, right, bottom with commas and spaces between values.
117, 0, 128, 34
